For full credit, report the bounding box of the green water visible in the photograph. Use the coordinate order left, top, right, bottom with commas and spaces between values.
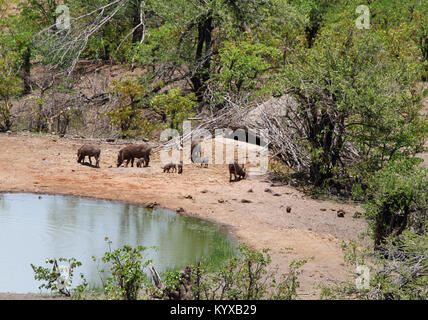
0, 193, 237, 293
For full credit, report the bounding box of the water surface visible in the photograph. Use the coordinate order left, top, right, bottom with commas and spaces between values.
0, 193, 236, 293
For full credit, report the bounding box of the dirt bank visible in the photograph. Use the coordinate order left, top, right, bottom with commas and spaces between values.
0, 133, 367, 299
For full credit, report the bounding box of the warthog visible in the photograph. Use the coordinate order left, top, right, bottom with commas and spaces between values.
77, 145, 100, 168
162, 161, 183, 173
177, 161, 183, 174
117, 144, 151, 167
162, 163, 177, 173
229, 162, 246, 182
198, 157, 209, 168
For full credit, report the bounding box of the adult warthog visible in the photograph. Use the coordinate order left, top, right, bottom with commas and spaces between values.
117, 144, 151, 167
77, 145, 101, 168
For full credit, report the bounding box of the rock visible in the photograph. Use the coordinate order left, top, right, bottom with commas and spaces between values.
201, 190, 208, 193
320, 208, 327, 212
241, 199, 252, 203
273, 193, 281, 197
218, 199, 225, 203
184, 195, 193, 200
248, 189, 254, 193
176, 207, 185, 213
147, 202, 159, 209
106, 138, 115, 143
286, 206, 292, 213
264, 188, 272, 193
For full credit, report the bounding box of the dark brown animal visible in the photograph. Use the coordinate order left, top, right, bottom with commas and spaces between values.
77, 145, 100, 168
117, 144, 151, 168
229, 162, 246, 182
162, 163, 177, 173
162, 161, 183, 173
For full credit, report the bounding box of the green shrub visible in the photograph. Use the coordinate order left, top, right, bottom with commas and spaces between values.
320, 160, 427, 300
362, 160, 427, 246
153, 246, 309, 300
320, 230, 427, 300
31, 257, 87, 297
96, 240, 153, 300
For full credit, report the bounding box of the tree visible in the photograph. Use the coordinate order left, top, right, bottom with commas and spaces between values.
33, 0, 306, 101
212, 39, 281, 94
150, 88, 197, 130
0, 51, 22, 131
271, 23, 426, 188
289, 0, 333, 48
105, 78, 149, 138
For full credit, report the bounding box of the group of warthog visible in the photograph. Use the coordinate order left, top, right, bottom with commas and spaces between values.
77, 141, 246, 182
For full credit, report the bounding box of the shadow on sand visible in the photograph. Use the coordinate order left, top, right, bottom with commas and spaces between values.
79, 162, 99, 168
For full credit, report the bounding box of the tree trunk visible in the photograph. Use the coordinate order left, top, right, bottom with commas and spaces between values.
131, 1, 143, 43
190, 12, 213, 102
22, 46, 32, 94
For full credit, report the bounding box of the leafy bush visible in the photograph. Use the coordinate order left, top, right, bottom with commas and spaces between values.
150, 88, 197, 131
320, 160, 427, 300
0, 52, 21, 132
33, 243, 308, 300
321, 230, 427, 300
31, 257, 87, 297
362, 160, 427, 247
153, 246, 309, 300
96, 239, 153, 300
105, 78, 152, 138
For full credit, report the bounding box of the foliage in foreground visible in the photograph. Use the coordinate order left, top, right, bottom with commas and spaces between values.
94, 240, 153, 300
320, 230, 427, 300
360, 160, 427, 247
320, 162, 427, 300
31, 257, 87, 297
32, 244, 308, 300
152, 246, 309, 300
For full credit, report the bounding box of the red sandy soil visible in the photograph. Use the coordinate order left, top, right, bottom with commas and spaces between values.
0, 133, 370, 300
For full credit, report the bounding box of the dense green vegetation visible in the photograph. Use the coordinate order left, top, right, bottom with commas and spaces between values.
32, 242, 308, 300
2, 0, 427, 300
1, 0, 426, 183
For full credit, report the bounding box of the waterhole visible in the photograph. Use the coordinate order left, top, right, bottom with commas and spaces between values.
0, 193, 237, 293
